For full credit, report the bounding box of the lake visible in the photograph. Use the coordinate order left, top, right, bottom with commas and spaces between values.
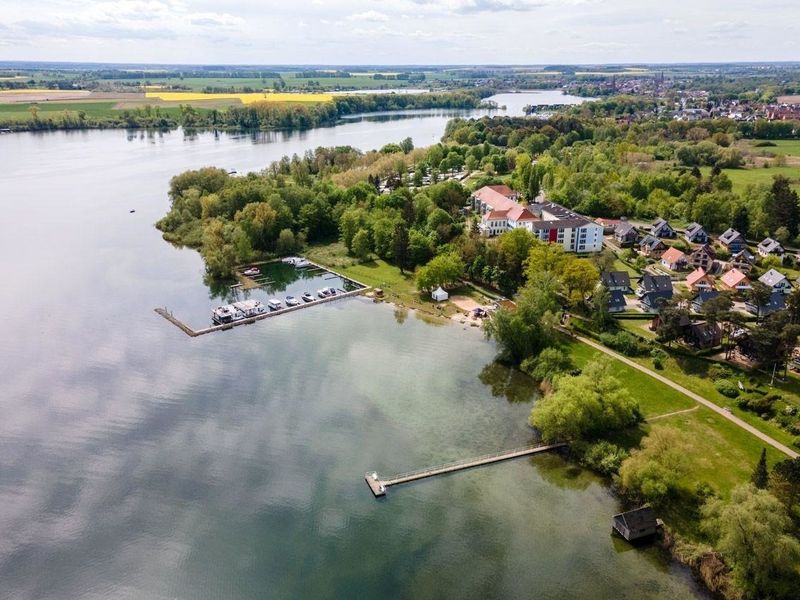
0, 92, 705, 599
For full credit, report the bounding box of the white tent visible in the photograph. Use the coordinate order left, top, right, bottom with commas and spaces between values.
431, 286, 449, 302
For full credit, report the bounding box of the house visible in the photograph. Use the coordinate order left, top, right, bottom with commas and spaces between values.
689, 244, 715, 271
686, 267, 715, 291
685, 321, 723, 349
652, 218, 676, 239
660, 247, 687, 271
691, 290, 720, 313
614, 221, 639, 246
595, 217, 622, 234
684, 222, 709, 244
718, 228, 746, 253
757, 237, 784, 257
431, 287, 449, 302
637, 273, 673, 296
639, 235, 667, 258
472, 186, 536, 236
527, 202, 604, 252
728, 249, 755, 274
759, 269, 792, 295
720, 268, 751, 293
612, 507, 659, 542
608, 290, 628, 313
601, 271, 632, 292
746, 291, 786, 317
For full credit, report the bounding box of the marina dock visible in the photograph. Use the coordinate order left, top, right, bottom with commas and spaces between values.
155, 259, 369, 337
365, 442, 567, 497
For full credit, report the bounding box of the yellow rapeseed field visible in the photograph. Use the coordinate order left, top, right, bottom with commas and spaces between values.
144, 91, 333, 105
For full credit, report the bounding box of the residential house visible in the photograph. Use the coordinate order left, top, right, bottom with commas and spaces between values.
472, 186, 536, 237
746, 291, 786, 318
601, 271, 632, 292
728, 249, 755, 274
660, 247, 687, 271
757, 237, 784, 257
689, 244, 715, 271
684, 222, 709, 244
686, 267, 715, 291
595, 217, 621, 234
718, 228, 747, 253
685, 321, 723, 349
652, 218, 676, 238
612, 507, 659, 542
638, 273, 674, 312
639, 234, 667, 258
691, 290, 720, 313
720, 269, 751, 294
759, 268, 793, 295
608, 290, 627, 313
614, 221, 639, 246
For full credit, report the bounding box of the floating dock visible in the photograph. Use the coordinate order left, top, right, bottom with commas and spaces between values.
155, 259, 369, 337
365, 442, 567, 497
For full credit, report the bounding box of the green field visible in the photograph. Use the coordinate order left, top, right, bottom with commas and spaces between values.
749, 139, 800, 157
701, 165, 800, 191
0, 101, 191, 123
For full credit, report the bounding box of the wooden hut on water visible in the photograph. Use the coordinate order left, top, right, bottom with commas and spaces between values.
612, 507, 660, 542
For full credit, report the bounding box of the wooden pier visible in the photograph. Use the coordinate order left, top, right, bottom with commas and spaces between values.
154, 259, 370, 337
365, 442, 567, 497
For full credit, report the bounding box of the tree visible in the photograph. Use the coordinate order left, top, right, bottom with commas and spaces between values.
495, 228, 536, 293
393, 223, 409, 273
276, 228, 297, 255
619, 426, 690, 505
655, 302, 689, 346
521, 347, 573, 384
769, 457, 800, 516
752, 448, 769, 489
351, 228, 372, 260
747, 281, 772, 321
415, 253, 464, 291
765, 175, 800, 238
786, 288, 800, 324
561, 258, 599, 307
592, 285, 615, 331
526, 242, 567, 277
234, 202, 278, 251
529, 359, 641, 442
731, 204, 750, 236
702, 485, 800, 599
408, 229, 435, 266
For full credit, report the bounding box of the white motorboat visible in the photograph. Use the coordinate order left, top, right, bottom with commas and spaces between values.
242, 267, 260, 276
233, 299, 267, 317
285, 296, 300, 306
301, 292, 314, 302
268, 299, 282, 311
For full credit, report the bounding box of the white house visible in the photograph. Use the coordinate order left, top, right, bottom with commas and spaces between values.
759, 269, 793, 295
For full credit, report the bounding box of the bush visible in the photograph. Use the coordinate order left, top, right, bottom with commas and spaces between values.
580, 441, 628, 476
599, 331, 650, 357
737, 393, 780, 415
715, 378, 740, 398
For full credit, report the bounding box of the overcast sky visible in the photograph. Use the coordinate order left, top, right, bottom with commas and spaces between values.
1, 0, 798, 65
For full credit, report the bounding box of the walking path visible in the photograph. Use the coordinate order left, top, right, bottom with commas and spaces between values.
646, 406, 699, 422
571, 332, 799, 458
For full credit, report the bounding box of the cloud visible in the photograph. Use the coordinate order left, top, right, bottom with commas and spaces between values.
346, 10, 390, 22
405, 0, 543, 14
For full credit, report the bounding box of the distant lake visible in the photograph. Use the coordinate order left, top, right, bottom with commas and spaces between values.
0, 93, 703, 599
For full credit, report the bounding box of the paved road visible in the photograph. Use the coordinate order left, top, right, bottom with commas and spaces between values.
572, 332, 799, 458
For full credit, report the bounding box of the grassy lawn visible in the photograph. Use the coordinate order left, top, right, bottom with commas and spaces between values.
700, 165, 800, 192
617, 317, 657, 339
747, 139, 800, 157
0, 101, 118, 121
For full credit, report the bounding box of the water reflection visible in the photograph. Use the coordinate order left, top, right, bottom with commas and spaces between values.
478, 361, 538, 404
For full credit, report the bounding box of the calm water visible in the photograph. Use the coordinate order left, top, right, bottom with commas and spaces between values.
0, 94, 704, 599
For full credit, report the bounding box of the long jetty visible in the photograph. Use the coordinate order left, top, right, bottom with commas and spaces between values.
365, 442, 567, 497
154, 259, 370, 337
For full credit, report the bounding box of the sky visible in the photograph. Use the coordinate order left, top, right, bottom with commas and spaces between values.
1, 0, 799, 65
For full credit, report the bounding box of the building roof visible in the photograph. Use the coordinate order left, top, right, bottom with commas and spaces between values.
691, 244, 716, 259
613, 507, 657, 531
608, 290, 627, 310
641, 289, 673, 308
758, 237, 784, 254
661, 247, 686, 264
686, 268, 712, 287
692, 290, 720, 306
530, 218, 593, 230
721, 268, 750, 288
731, 249, 755, 263
719, 228, 745, 246
759, 268, 788, 288
639, 234, 665, 251
507, 204, 536, 222
473, 186, 519, 213
595, 217, 622, 227
685, 222, 707, 239
652, 218, 672, 232
689, 321, 722, 344
640, 273, 673, 293
601, 271, 631, 289
485, 184, 516, 198
615, 221, 638, 236
748, 291, 786, 314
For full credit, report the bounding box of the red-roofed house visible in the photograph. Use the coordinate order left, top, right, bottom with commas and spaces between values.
661, 247, 687, 271
686, 268, 715, 291
720, 269, 751, 294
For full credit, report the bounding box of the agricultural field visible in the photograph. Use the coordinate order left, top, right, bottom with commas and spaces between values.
0, 101, 118, 122
700, 164, 800, 192
748, 139, 800, 157
144, 90, 334, 105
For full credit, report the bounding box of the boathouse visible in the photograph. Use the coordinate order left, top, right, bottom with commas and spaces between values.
612, 507, 659, 541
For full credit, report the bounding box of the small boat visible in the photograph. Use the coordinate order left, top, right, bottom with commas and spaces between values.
268, 299, 282, 311
233, 299, 267, 317
212, 305, 236, 324
242, 267, 260, 276
317, 289, 328, 298
285, 295, 300, 306
301, 292, 314, 302
327, 287, 337, 296
294, 258, 310, 268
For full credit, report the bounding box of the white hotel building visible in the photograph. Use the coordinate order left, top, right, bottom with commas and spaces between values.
471, 186, 603, 253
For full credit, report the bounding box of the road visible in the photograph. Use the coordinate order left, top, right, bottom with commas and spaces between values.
571, 332, 799, 459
